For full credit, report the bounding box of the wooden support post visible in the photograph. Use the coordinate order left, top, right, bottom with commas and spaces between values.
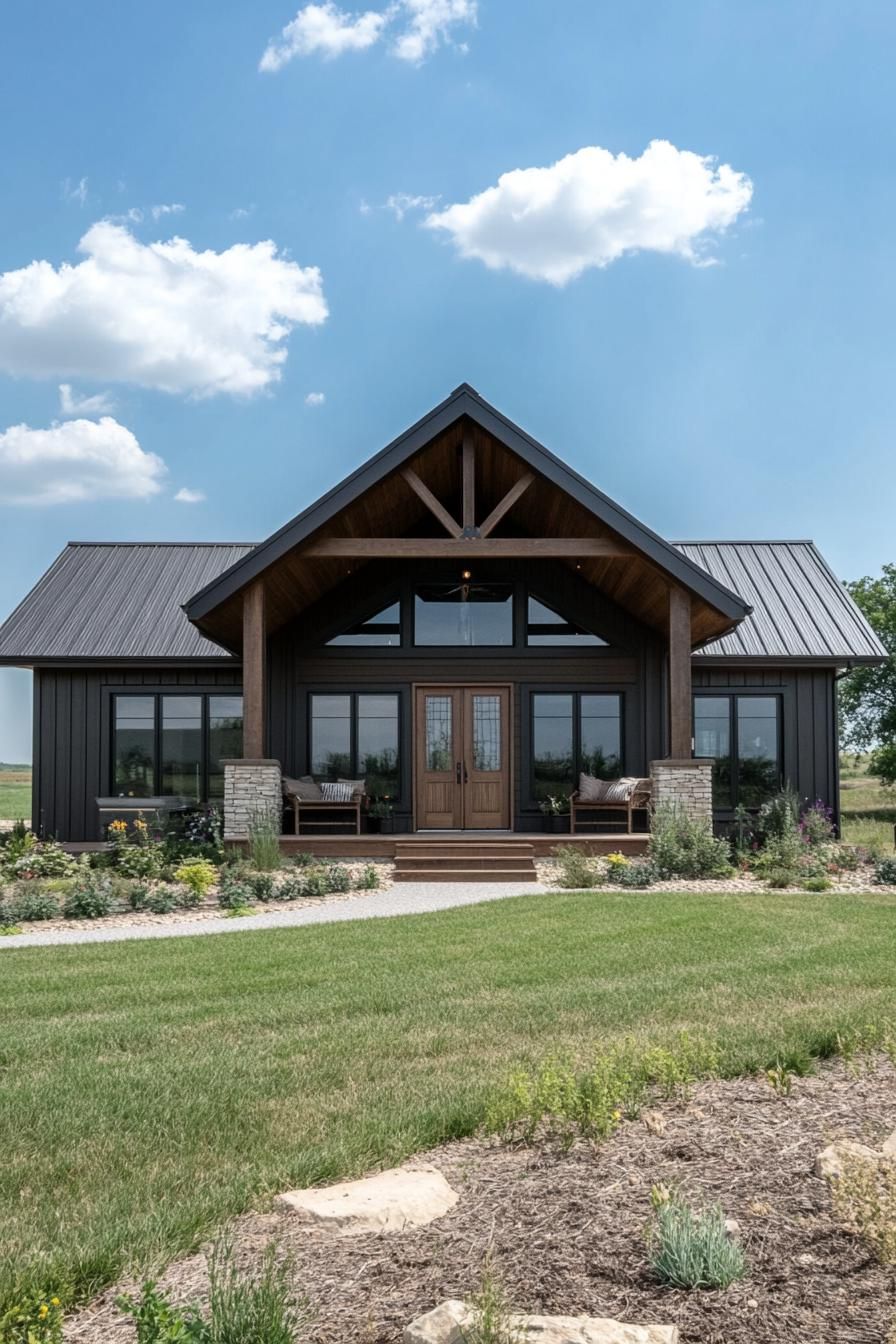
668, 585, 693, 759
242, 580, 266, 759
461, 435, 476, 534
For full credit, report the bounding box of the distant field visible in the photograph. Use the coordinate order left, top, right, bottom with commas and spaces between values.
0, 766, 31, 822
840, 753, 896, 852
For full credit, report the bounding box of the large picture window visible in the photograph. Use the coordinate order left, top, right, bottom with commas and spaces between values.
530, 692, 622, 803
309, 692, 400, 799
414, 583, 513, 646
694, 693, 781, 809
112, 693, 243, 800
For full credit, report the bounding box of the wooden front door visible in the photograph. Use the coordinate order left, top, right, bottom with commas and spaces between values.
414, 687, 511, 830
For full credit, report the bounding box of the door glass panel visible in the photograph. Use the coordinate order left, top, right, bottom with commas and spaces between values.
310, 694, 352, 778
694, 696, 732, 808
414, 583, 513, 646
425, 696, 453, 771
532, 693, 574, 802
580, 694, 622, 778
207, 695, 243, 800
472, 695, 501, 771
737, 696, 780, 807
358, 694, 399, 798
113, 695, 155, 795
526, 596, 607, 646
161, 696, 203, 799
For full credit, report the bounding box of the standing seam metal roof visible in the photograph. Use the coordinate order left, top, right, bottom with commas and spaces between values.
0, 539, 886, 663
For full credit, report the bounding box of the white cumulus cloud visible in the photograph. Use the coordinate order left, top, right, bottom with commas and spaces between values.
0, 417, 166, 505
391, 0, 476, 62
260, 2, 387, 68
0, 221, 328, 397
385, 192, 440, 220
259, 0, 475, 69
174, 487, 206, 503
425, 139, 753, 285
151, 202, 185, 219
59, 383, 115, 416
304, 390, 326, 405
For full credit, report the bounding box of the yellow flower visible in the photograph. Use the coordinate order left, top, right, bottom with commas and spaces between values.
50, 1298, 61, 1308
39, 1304, 49, 1319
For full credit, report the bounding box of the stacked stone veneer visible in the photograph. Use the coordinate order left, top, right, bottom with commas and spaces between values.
649, 758, 714, 823
222, 758, 282, 840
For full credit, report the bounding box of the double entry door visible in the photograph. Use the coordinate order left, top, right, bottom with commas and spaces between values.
414, 686, 511, 830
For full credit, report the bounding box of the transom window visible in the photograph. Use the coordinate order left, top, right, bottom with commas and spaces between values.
694, 694, 782, 809
309, 693, 399, 799
526, 596, 607, 646
530, 692, 623, 803
414, 583, 514, 646
326, 602, 401, 646
112, 693, 243, 800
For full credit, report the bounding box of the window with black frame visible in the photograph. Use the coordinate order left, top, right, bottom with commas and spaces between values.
414, 582, 513, 646
112, 693, 243, 799
309, 692, 400, 799
693, 693, 781, 809
530, 692, 622, 803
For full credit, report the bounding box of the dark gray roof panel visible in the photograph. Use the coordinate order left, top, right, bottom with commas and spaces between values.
675, 542, 887, 662
0, 539, 884, 665
0, 544, 254, 661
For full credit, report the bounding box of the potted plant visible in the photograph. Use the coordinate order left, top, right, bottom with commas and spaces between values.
375, 798, 396, 834
366, 798, 389, 834
539, 795, 570, 833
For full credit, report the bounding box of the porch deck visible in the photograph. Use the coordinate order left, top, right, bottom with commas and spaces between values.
276, 831, 650, 859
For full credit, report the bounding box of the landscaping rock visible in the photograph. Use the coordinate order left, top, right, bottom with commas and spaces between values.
404, 1300, 678, 1344
276, 1164, 458, 1234
881, 1128, 896, 1159
815, 1139, 880, 1180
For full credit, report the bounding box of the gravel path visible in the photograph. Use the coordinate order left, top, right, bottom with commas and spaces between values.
0, 881, 549, 949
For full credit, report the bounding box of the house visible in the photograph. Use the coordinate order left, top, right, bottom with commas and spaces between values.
0, 385, 885, 857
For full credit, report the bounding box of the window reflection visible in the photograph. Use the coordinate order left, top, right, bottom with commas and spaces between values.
414, 584, 513, 646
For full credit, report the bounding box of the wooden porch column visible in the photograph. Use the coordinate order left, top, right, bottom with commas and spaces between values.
668, 585, 693, 759
242, 580, 266, 759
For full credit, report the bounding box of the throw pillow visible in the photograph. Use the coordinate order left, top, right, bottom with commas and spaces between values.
283, 775, 322, 801
321, 781, 355, 802
338, 778, 366, 797
578, 773, 609, 802
603, 777, 640, 803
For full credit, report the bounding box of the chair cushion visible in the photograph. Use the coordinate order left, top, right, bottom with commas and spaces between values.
338, 778, 366, 798
321, 781, 356, 802
283, 775, 323, 801
578, 774, 639, 804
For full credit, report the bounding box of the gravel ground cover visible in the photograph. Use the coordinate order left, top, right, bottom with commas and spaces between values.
65, 1057, 896, 1344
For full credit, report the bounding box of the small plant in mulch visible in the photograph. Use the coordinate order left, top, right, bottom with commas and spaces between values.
62, 874, 114, 920
0, 1292, 64, 1344
173, 859, 218, 905
553, 845, 602, 889
874, 856, 896, 886
355, 864, 380, 891
648, 1188, 747, 1290
463, 1258, 521, 1344
830, 1153, 896, 1266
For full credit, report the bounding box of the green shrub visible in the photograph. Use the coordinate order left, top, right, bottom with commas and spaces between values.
247, 873, 275, 903
463, 1260, 520, 1344
755, 787, 799, 844
8, 886, 59, 922
298, 868, 330, 898
325, 863, 351, 894
648, 805, 733, 879
355, 864, 380, 890
62, 875, 114, 919
9, 842, 75, 881
799, 800, 835, 847
128, 883, 151, 910
118, 1281, 207, 1342
763, 867, 799, 890
173, 859, 218, 903
275, 875, 304, 902
802, 875, 832, 892
147, 886, 180, 915
206, 1240, 308, 1344
553, 845, 602, 889
751, 825, 804, 876
649, 1192, 746, 1289
615, 860, 656, 889
247, 810, 281, 873
0, 1292, 64, 1343
291, 852, 315, 868
114, 844, 164, 880
217, 877, 254, 910
874, 857, 896, 886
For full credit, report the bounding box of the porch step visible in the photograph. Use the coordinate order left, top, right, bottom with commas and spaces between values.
393, 839, 537, 882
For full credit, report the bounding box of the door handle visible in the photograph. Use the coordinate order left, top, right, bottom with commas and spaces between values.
456, 761, 462, 784
463, 761, 469, 784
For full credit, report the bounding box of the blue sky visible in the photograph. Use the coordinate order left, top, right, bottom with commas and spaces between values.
1, 0, 895, 760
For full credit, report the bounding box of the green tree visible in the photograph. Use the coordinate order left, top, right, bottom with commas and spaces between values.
840, 564, 896, 785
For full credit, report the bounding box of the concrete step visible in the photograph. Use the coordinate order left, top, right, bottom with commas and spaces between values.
392, 866, 538, 883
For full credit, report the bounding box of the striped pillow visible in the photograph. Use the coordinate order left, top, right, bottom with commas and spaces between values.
321, 781, 355, 802
579, 774, 639, 803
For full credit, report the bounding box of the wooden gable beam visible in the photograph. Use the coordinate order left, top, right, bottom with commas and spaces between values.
462, 434, 476, 534
303, 537, 634, 559
478, 472, 535, 537
401, 468, 462, 538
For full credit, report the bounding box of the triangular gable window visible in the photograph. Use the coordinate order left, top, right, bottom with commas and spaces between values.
526, 596, 607, 647
326, 601, 401, 647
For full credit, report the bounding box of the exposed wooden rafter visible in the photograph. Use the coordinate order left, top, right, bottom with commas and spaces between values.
478, 471, 534, 537
302, 537, 634, 559
461, 434, 476, 534
401, 468, 462, 537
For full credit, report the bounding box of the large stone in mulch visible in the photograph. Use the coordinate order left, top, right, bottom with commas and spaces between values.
881, 1127, 896, 1159
405, 1300, 678, 1344
815, 1139, 881, 1180
276, 1164, 458, 1235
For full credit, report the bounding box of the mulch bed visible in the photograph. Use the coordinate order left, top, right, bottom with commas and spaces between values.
66, 1059, 896, 1344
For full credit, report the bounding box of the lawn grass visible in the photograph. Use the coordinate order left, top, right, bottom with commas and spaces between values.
0, 766, 30, 822
3, 889, 896, 1310
840, 753, 896, 853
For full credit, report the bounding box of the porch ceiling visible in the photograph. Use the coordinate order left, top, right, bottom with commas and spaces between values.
186, 387, 750, 653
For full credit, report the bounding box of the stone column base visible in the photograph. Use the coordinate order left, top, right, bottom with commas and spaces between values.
649, 758, 714, 824
221, 758, 282, 840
